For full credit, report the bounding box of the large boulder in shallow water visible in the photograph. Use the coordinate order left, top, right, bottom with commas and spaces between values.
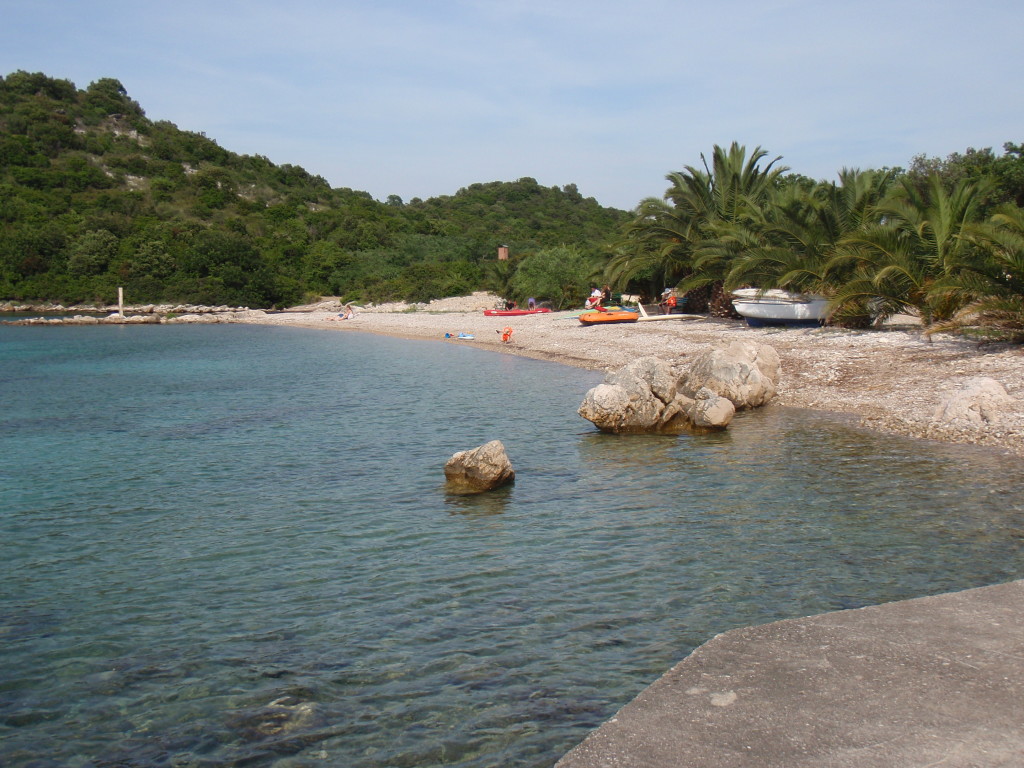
578, 356, 734, 432
687, 386, 737, 428
579, 344, 782, 434
579, 357, 689, 433
444, 440, 515, 493
679, 341, 780, 409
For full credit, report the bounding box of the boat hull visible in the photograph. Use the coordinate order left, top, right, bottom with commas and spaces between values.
579, 310, 639, 325
731, 290, 828, 326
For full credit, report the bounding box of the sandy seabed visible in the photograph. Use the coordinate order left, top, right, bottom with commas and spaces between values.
230, 292, 1024, 457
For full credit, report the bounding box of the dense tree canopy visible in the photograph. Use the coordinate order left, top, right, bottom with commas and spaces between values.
0, 70, 629, 307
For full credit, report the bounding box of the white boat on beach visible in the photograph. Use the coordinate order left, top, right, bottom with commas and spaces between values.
731, 289, 829, 327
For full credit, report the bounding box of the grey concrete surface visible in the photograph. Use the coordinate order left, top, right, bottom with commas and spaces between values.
557, 580, 1024, 767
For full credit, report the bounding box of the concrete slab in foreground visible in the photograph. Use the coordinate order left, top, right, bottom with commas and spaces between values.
557, 580, 1024, 768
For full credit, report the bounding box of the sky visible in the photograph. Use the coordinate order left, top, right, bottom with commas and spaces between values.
2, 0, 1022, 211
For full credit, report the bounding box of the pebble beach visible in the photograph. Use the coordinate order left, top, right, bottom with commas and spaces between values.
229, 292, 1024, 458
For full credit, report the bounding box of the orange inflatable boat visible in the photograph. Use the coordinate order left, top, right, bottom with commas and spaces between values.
578, 309, 639, 325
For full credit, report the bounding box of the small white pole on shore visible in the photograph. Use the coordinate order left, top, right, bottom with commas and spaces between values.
118, 286, 124, 317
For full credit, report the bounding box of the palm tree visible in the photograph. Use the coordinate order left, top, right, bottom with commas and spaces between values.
927, 203, 1024, 341
826, 174, 994, 326
606, 196, 699, 301
720, 169, 893, 293
675, 143, 788, 312
611, 142, 788, 314
484, 256, 518, 299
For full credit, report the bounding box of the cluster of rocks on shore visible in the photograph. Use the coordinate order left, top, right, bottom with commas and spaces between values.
0, 302, 251, 325
577, 342, 1019, 448
579, 341, 780, 432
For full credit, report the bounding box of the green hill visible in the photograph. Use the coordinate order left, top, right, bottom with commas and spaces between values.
0, 70, 630, 307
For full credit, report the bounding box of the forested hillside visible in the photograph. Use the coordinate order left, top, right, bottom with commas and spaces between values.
5, 69, 1022, 338
0, 70, 630, 307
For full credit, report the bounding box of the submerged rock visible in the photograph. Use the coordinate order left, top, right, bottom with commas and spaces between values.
444, 440, 515, 493
226, 694, 320, 742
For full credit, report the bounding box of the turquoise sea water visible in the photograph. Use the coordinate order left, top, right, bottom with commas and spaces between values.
2, 324, 1023, 767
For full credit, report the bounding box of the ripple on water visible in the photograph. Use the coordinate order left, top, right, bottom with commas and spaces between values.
1, 325, 1022, 767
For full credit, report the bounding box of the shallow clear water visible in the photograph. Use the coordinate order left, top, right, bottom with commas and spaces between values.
2, 324, 1023, 767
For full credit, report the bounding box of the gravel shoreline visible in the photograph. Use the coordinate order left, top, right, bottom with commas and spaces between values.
229, 292, 1024, 458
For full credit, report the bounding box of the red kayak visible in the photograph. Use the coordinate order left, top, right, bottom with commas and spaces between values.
483, 308, 552, 316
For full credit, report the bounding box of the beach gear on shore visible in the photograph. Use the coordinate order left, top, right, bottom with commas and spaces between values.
578, 309, 639, 325
634, 302, 703, 322
483, 308, 551, 316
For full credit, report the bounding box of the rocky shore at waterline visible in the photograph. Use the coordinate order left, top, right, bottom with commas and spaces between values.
4, 292, 1023, 457
231, 293, 1024, 457
0, 301, 252, 325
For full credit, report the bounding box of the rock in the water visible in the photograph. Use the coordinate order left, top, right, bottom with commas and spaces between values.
578, 356, 693, 433
444, 440, 515, 493
932, 377, 1015, 427
226, 695, 318, 740
685, 386, 737, 428
679, 341, 780, 409
578, 345, 782, 434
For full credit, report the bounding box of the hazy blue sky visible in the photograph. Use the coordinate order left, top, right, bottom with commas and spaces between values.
2, 0, 1021, 210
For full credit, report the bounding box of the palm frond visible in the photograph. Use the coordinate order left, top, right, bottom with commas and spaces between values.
926, 295, 1024, 342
